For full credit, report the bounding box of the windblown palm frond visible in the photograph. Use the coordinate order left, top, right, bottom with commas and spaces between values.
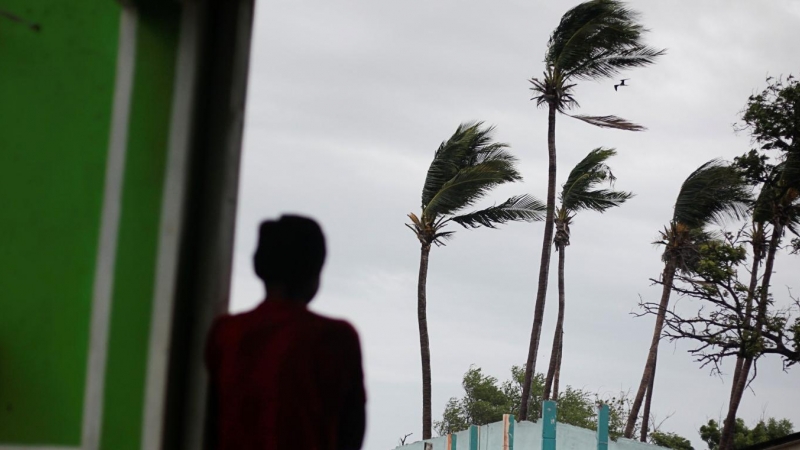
423, 160, 522, 219
546, 0, 665, 80
560, 148, 633, 213
568, 114, 646, 131
421, 122, 513, 208
452, 195, 547, 229
673, 160, 752, 229
410, 122, 545, 247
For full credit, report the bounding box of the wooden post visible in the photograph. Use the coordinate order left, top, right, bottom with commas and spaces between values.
504, 414, 516, 450
447, 433, 457, 450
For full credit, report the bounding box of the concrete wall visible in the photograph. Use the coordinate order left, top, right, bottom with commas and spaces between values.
395, 418, 667, 450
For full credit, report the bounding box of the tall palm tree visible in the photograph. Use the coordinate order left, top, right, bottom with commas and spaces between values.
520, 0, 664, 420
407, 122, 546, 439
624, 160, 751, 439
541, 148, 633, 400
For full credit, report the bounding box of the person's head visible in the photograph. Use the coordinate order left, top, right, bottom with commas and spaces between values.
253, 215, 326, 303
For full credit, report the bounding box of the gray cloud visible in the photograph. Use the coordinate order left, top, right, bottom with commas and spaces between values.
232, 1, 800, 448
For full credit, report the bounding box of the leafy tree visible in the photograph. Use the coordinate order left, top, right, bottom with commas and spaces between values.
435, 366, 523, 435
542, 148, 633, 400
437, 365, 634, 440
700, 418, 794, 450
520, 0, 664, 421
717, 75, 800, 450
407, 122, 546, 439
737, 75, 800, 155
626, 161, 751, 440
650, 431, 695, 450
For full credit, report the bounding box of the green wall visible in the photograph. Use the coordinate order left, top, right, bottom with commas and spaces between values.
0, 2, 181, 447
0, 1, 121, 444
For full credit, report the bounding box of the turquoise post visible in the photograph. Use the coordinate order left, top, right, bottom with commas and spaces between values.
508, 414, 515, 450
542, 401, 557, 450
451, 433, 458, 450
597, 404, 610, 450
470, 425, 479, 450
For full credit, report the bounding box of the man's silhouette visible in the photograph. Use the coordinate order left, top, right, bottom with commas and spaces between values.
206, 215, 366, 450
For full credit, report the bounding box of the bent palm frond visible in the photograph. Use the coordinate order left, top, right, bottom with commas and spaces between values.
561, 147, 633, 213
421, 121, 504, 207
568, 114, 646, 131
673, 159, 752, 229
452, 195, 547, 229
546, 0, 664, 80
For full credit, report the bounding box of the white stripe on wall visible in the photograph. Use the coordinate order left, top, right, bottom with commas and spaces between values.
79, 6, 139, 450
140, 2, 203, 449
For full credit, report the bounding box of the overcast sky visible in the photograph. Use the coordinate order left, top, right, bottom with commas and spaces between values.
229, 1, 800, 449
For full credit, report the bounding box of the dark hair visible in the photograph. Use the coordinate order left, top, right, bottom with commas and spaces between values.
253, 215, 326, 288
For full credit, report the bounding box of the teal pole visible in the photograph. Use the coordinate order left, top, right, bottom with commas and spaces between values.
470, 425, 479, 450
542, 401, 557, 450
597, 404, 610, 450
508, 414, 516, 450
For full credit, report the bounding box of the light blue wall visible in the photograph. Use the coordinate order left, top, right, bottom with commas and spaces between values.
394, 419, 668, 450
455, 429, 471, 450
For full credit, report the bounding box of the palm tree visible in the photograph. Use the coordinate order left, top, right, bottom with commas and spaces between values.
719, 158, 799, 450
407, 122, 546, 439
541, 148, 633, 400
520, 0, 664, 420
624, 160, 751, 439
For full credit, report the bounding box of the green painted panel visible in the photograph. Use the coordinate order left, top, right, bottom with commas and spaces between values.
0, 2, 121, 445
99, 5, 180, 450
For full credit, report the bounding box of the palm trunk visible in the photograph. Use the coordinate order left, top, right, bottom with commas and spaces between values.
624, 260, 676, 438
719, 226, 763, 450
640, 361, 656, 441
417, 244, 433, 439
520, 101, 558, 421
553, 330, 562, 399
719, 224, 780, 450
544, 243, 566, 400
720, 357, 752, 450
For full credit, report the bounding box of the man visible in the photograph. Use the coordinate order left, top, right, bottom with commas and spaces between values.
206, 215, 366, 450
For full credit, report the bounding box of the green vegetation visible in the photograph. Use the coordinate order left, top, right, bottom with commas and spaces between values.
436, 365, 633, 441
700, 418, 794, 450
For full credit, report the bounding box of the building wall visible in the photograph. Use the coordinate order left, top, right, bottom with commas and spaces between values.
395, 419, 666, 450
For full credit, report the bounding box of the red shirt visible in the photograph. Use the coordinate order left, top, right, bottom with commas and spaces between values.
205, 299, 366, 450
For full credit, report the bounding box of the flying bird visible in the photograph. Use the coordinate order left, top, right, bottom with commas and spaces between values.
613, 79, 629, 91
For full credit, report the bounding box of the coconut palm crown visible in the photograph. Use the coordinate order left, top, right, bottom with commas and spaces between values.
407, 122, 546, 246
529, 0, 665, 129
555, 147, 634, 248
